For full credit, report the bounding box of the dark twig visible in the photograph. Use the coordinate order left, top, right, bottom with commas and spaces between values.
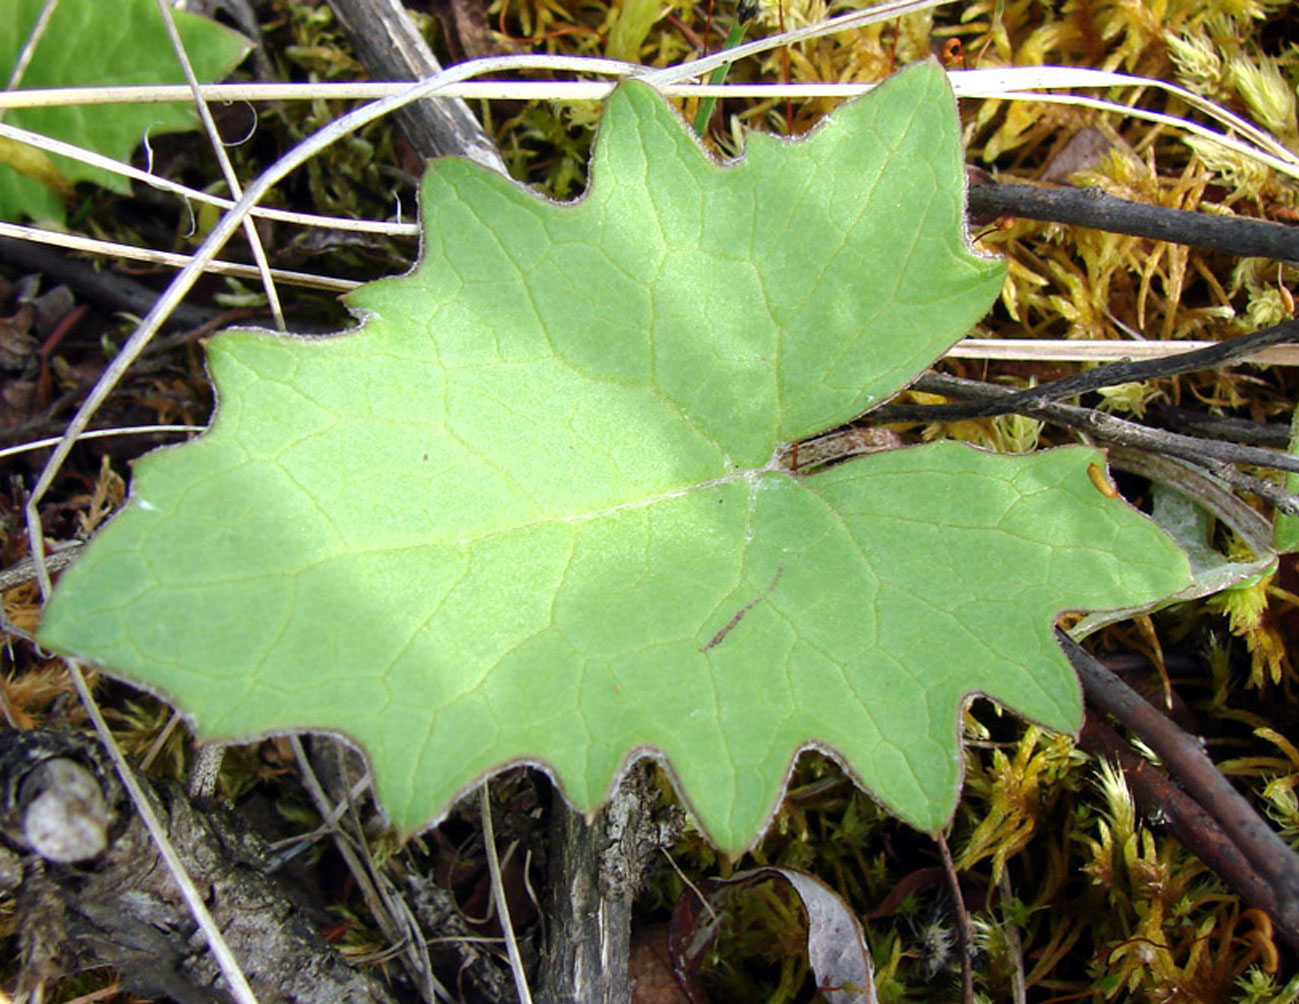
1058, 631, 1299, 941
1077, 713, 1293, 950
0, 236, 221, 332
968, 181, 1299, 264
1146, 406, 1294, 448
873, 320, 1299, 424
1200, 459, 1299, 515
870, 372, 1299, 481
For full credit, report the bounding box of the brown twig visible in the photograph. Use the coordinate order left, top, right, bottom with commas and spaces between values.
1058, 631, 1299, 945
1077, 712, 1292, 947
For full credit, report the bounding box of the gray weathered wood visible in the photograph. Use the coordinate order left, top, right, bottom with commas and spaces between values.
326, 0, 508, 174
1, 729, 398, 1004
537, 764, 669, 1004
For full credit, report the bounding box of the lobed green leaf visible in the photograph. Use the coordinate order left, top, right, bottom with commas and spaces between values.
39, 62, 1189, 853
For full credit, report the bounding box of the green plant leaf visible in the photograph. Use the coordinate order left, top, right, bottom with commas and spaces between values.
0, 0, 249, 223
38, 62, 1190, 854
1277, 404, 1299, 553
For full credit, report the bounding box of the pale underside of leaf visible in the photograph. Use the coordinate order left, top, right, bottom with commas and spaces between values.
39, 62, 1190, 854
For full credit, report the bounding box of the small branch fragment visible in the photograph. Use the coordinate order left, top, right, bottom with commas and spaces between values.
326, 0, 508, 174
968, 181, 1299, 263
1078, 713, 1288, 938
887, 319, 1299, 425
778, 427, 903, 473
935, 835, 974, 1004
872, 372, 1299, 485
1060, 633, 1299, 951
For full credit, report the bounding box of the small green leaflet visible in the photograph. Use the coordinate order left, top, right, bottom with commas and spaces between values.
39, 62, 1190, 854
0, 0, 249, 223
1276, 405, 1299, 553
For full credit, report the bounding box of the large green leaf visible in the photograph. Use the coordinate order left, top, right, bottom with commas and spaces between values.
0, 0, 249, 223
38, 62, 1190, 854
